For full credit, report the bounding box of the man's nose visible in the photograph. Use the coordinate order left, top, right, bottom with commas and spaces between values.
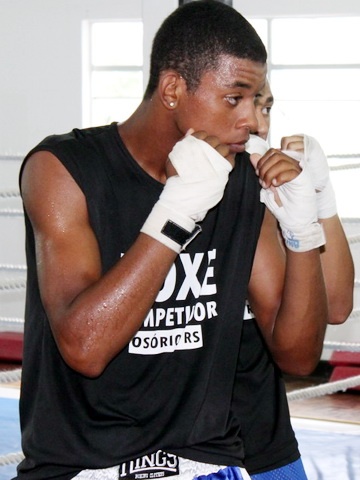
237, 102, 259, 133
255, 115, 268, 141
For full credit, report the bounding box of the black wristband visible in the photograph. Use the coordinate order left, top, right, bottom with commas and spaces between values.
161, 220, 201, 250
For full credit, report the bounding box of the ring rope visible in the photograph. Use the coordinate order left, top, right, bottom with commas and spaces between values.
0, 369, 22, 384
340, 217, 360, 227
287, 374, 360, 402
0, 189, 20, 199
0, 264, 27, 272
328, 153, 360, 159
330, 162, 360, 171
0, 451, 24, 467
0, 208, 24, 216
342, 217, 360, 224
347, 234, 360, 245
0, 277, 26, 291
0, 155, 23, 161
323, 340, 360, 352
0, 317, 24, 325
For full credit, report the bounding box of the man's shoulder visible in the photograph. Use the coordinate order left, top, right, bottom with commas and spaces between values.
37, 123, 116, 151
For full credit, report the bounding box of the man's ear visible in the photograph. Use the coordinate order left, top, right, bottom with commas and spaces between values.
159, 71, 184, 110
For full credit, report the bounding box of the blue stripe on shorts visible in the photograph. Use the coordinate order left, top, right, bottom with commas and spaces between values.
250, 459, 308, 480
195, 466, 244, 480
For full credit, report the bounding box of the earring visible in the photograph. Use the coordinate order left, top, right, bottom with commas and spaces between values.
169, 101, 175, 107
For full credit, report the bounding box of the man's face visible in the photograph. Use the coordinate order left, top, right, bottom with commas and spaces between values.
254, 81, 274, 140
176, 55, 266, 155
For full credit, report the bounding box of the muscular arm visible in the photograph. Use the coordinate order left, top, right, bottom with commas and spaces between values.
319, 215, 354, 324
21, 152, 177, 377
247, 146, 330, 375
21, 132, 233, 378
281, 134, 354, 325
248, 209, 328, 375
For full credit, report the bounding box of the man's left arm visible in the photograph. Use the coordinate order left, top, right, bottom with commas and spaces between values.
248, 208, 328, 376
282, 134, 354, 325
248, 148, 328, 376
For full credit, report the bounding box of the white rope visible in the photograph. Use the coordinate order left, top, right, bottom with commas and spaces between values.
0, 316, 24, 325
287, 374, 360, 402
0, 208, 23, 216
0, 316, 24, 332
341, 217, 360, 224
0, 155, 23, 161
323, 340, 360, 352
0, 277, 26, 291
0, 264, 27, 272
347, 234, 360, 245
0, 189, 20, 199
328, 153, 360, 159
330, 162, 360, 171
0, 451, 24, 467
349, 308, 360, 318
0, 368, 22, 384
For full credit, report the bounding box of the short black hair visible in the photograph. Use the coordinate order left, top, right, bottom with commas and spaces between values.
144, 0, 267, 99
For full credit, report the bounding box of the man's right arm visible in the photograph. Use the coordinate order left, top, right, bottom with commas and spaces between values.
21, 151, 178, 377
21, 132, 233, 377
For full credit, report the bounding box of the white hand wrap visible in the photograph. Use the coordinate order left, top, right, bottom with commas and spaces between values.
260, 160, 325, 252
246, 134, 269, 156
303, 134, 337, 219
141, 135, 233, 253
246, 135, 325, 252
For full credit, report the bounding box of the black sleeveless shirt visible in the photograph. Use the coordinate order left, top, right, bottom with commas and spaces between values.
234, 317, 300, 474
16, 123, 264, 479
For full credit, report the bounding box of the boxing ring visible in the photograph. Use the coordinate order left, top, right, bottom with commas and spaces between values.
1, 154, 360, 479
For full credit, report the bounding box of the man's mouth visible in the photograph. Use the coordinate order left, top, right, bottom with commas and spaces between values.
228, 141, 247, 154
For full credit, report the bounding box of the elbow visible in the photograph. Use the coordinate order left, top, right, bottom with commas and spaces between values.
327, 301, 353, 326
65, 353, 107, 378
270, 333, 326, 377
273, 345, 323, 377
58, 339, 108, 378
279, 357, 319, 377
68, 358, 106, 379
326, 273, 354, 325
52, 313, 113, 378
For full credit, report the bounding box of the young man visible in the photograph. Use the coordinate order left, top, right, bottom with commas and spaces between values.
15, 2, 330, 479
235, 81, 354, 479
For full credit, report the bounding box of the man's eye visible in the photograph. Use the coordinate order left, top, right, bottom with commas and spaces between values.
226, 96, 241, 106
261, 106, 272, 115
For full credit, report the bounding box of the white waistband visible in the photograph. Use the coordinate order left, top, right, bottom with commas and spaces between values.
73, 456, 251, 480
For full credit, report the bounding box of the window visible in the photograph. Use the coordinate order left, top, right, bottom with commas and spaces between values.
84, 21, 144, 127
249, 16, 360, 218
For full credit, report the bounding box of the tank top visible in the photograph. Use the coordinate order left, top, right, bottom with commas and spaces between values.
16, 123, 265, 479
234, 309, 300, 474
